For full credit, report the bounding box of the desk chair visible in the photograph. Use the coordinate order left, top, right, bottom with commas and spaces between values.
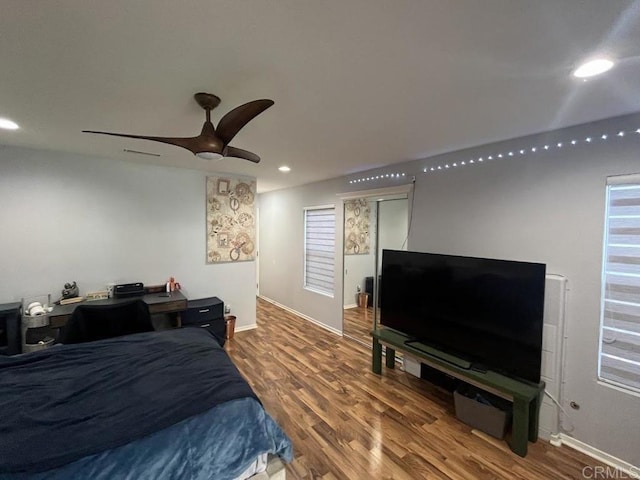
0, 303, 21, 355
57, 299, 153, 344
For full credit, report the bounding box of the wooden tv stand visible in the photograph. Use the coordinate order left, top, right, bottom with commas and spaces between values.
371, 328, 544, 457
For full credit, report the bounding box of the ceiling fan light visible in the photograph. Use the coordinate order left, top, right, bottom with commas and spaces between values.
572, 58, 614, 78
196, 151, 223, 161
0, 118, 19, 130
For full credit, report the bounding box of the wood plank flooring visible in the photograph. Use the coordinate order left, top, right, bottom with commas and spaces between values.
226, 298, 601, 479
343, 305, 374, 345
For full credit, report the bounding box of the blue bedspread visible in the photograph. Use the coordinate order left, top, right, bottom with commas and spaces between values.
1, 397, 293, 480
0, 328, 285, 474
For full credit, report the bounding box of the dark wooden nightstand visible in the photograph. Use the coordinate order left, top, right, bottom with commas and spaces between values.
182, 297, 225, 346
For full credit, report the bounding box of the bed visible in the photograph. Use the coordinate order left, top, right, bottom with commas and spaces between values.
0, 328, 292, 480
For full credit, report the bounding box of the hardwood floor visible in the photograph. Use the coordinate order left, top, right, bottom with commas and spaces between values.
226, 298, 600, 479
342, 305, 374, 345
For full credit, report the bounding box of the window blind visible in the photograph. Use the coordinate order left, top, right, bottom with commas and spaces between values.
599, 175, 640, 393
304, 206, 335, 296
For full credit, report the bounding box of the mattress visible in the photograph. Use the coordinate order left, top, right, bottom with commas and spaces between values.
0, 328, 292, 479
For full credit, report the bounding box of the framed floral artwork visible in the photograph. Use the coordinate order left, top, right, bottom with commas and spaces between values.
344, 198, 371, 255
206, 176, 256, 263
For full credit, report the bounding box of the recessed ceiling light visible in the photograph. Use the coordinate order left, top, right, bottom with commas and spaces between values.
278, 166, 291, 172
573, 58, 614, 78
0, 118, 19, 130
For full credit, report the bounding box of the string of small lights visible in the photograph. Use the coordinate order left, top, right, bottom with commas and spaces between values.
348, 128, 639, 185
349, 172, 406, 184
422, 129, 639, 174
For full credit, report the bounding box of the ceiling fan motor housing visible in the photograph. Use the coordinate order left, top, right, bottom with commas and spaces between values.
198, 121, 225, 154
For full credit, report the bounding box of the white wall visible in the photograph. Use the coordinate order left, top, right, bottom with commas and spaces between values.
257, 112, 640, 467
407, 115, 640, 467
0, 146, 256, 328
343, 254, 374, 308
377, 198, 408, 272
258, 179, 345, 333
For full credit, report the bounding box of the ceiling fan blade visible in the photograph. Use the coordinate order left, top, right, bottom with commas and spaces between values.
216, 99, 274, 145
223, 146, 261, 163
82, 130, 203, 154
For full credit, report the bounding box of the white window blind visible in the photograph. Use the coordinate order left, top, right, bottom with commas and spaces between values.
304, 206, 335, 296
599, 174, 640, 393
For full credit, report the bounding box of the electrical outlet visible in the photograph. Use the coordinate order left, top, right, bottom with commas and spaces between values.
224, 305, 231, 314
356, 285, 361, 293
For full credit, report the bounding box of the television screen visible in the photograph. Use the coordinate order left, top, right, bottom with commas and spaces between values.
380, 249, 546, 383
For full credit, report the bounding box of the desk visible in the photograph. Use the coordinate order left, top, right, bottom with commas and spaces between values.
371, 328, 544, 457
49, 291, 188, 329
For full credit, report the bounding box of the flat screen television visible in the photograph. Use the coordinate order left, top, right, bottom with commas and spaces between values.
380, 249, 546, 384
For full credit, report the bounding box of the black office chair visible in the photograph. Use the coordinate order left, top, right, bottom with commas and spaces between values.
57, 299, 153, 345
0, 304, 21, 355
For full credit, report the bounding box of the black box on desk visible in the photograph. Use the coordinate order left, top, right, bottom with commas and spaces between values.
114, 283, 145, 298
182, 297, 225, 346
453, 384, 512, 439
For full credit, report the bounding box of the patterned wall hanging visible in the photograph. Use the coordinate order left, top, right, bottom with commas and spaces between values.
344, 198, 371, 255
206, 176, 256, 263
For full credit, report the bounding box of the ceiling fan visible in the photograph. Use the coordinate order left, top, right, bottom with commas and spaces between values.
82, 93, 274, 163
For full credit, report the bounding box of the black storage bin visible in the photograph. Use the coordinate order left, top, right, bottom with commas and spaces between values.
182, 297, 225, 346
365, 277, 375, 307
453, 384, 512, 439
365, 276, 383, 307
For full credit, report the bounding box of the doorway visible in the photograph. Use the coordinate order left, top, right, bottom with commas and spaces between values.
342, 193, 409, 346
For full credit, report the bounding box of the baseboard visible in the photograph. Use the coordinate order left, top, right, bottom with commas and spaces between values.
259, 295, 343, 337
236, 324, 257, 333
554, 433, 639, 475
343, 303, 358, 310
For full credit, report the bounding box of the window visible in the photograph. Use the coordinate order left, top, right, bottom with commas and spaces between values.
304, 206, 335, 296
599, 174, 640, 393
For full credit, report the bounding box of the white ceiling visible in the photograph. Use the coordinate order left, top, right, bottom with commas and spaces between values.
1, 1, 639, 193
